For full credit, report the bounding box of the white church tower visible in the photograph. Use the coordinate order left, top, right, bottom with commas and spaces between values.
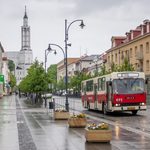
17, 6, 33, 84
5, 6, 33, 85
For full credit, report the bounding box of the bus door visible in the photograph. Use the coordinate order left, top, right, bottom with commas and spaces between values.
106, 81, 112, 110
83, 85, 87, 107
94, 84, 98, 109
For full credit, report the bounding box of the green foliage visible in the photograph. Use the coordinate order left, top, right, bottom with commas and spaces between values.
9, 73, 16, 88
118, 57, 135, 71
18, 59, 48, 93
57, 78, 65, 90
101, 57, 135, 76
8, 60, 15, 72
69, 71, 91, 93
47, 64, 57, 91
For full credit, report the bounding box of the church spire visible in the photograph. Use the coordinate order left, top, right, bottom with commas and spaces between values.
21, 6, 31, 50
24, 6, 28, 19
23, 6, 28, 26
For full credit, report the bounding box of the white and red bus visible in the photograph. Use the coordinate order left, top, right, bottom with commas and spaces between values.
81, 72, 147, 115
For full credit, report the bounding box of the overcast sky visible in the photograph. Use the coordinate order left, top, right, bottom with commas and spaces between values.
0, 0, 150, 67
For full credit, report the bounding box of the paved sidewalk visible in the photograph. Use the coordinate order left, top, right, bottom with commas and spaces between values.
1, 95, 150, 150
0, 95, 19, 150
19, 96, 117, 150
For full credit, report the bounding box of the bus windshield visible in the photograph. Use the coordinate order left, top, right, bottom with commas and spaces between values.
113, 78, 145, 94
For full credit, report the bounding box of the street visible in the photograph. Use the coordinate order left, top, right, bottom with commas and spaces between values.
0, 95, 150, 150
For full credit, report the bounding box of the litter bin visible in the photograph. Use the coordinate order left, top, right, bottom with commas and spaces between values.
49, 101, 54, 109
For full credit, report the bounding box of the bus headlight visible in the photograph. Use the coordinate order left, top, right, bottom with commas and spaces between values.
115, 104, 120, 107
140, 103, 145, 106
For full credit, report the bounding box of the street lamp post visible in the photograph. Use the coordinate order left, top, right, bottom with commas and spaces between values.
45, 45, 50, 72
48, 19, 85, 112
45, 44, 56, 72
64, 19, 85, 112
44, 45, 56, 107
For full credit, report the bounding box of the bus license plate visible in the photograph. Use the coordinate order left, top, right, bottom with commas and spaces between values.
127, 106, 135, 110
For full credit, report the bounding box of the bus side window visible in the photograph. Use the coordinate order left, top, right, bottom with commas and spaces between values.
101, 77, 106, 90
98, 78, 101, 91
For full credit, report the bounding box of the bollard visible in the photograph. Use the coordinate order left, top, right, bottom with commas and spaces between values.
45, 97, 47, 108
49, 101, 54, 109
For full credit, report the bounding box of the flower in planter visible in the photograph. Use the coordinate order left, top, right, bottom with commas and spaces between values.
70, 113, 86, 118
87, 123, 109, 130
55, 109, 67, 112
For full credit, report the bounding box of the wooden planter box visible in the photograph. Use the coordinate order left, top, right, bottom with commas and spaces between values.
54, 111, 70, 120
68, 118, 87, 128
85, 128, 112, 142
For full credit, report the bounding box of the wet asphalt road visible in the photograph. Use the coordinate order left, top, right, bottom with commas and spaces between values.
0, 95, 150, 150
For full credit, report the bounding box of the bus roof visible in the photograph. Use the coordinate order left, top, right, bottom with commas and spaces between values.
81, 71, 145, 83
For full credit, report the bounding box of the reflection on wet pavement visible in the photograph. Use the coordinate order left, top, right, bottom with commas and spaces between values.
1, 95, 150, 150
0, 95, 19, 150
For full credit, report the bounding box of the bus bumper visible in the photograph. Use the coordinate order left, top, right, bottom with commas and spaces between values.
112, 105, 147, 112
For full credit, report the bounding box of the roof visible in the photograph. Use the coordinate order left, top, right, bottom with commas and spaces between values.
81, 55, 100, 61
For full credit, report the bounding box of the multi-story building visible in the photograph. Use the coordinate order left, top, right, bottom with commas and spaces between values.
57, 58, 79, 82
87, 54, 106, 75
106, 19, 150, 103
2, 56, 10, 95
75, 55, 100, 74
57, 54, 106, 83
5, 7, 33, 85
106, 19, 150, 75
0, 42, 4, 97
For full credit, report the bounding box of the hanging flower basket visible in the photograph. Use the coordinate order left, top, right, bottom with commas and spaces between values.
54, 109, 70, 120
85, 123, 112, 142
68, 113, 87, 128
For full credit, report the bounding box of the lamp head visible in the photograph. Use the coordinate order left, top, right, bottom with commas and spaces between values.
47, 44, 52, 51
54, 50, 57, 55
79, 20, 85, 29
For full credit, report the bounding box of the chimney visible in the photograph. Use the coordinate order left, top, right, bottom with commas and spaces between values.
143, 19, 150, 33
126, 32, 131, 41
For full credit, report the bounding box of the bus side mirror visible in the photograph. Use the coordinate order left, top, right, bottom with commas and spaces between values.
145, 78, 149, 84
109, 81, 112, 86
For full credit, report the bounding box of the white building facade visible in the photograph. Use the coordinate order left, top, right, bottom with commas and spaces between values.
5, 7, 33, 85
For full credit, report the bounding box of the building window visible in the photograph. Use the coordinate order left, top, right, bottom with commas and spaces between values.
111, 55, 113, 62
146, 60, 150, 71
140, 44, 143, 51
135, 46, 137, 57
121, 51, 124, 59
146, 42, 149, 53
115, 53, 117, 62
108, 56, 110, 63
130, 48, 132, 58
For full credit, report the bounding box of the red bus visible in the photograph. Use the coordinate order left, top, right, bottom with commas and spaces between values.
81, 72, 147, 115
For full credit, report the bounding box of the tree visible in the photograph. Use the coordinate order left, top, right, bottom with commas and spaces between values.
47, 64, 57, 92
69, 71, 91, 95
9, 72, 16, 88
119, 57, 135, 71
19, 59, 48, 103
57, 78, 65, 91
8, 60, 15, 72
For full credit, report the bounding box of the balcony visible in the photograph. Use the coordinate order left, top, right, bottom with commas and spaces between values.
136, 51, 143, 60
